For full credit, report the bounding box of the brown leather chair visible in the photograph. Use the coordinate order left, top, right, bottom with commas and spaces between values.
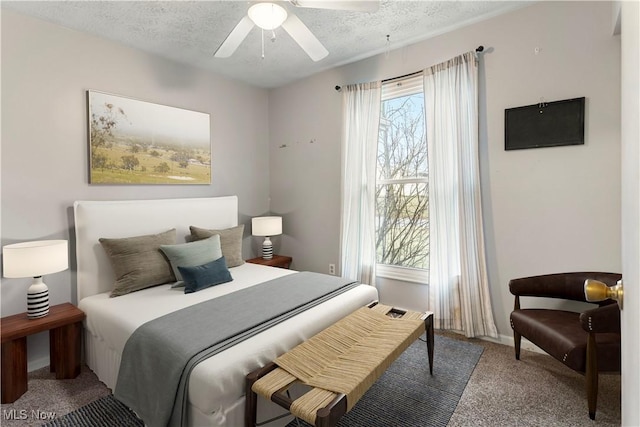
509, 272, 621, 420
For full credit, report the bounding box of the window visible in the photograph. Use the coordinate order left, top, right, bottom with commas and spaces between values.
375, 75, 429, 283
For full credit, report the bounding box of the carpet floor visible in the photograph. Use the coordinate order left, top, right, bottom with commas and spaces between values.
0, 332, 621, 426
445, 332, 621, 427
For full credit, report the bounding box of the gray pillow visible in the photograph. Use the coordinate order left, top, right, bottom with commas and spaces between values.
160, 235, 222, 287
99, 229, 176, 297
189, 224, 245, 267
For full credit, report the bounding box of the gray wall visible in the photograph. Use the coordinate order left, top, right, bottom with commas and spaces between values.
1, 10, 271, 368
268, 1, 622, 342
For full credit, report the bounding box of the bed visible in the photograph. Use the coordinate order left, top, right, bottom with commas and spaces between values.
73, 196, 379, 427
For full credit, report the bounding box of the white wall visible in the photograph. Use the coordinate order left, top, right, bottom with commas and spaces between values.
269, 1, 622, 340
1, 9, 271, 368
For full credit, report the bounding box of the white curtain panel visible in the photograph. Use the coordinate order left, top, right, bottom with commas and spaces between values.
339, 82, 382, 285
423, 52, 498, 338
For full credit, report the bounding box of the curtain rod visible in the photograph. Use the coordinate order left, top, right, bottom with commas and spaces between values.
335, 45, 484, 91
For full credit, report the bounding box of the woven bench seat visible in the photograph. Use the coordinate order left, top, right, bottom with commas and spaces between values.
245, 302, 434, 427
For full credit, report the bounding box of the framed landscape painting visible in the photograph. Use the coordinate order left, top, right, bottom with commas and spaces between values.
87, 91, 211, 184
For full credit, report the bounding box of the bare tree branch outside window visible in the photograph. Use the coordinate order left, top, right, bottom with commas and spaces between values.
376, 92, 429, 270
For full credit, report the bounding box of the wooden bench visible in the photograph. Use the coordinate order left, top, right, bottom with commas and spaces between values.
245, 302, 434, 427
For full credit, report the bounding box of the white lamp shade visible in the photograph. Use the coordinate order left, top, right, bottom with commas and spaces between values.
3, 240, 69, 278
252, 216, 282, 237
248, 2, 288, 30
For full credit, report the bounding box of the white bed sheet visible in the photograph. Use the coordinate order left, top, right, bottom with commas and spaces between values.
79, 262, 378, 426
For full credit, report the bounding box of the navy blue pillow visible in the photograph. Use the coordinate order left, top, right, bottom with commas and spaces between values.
178, 256, 233, 294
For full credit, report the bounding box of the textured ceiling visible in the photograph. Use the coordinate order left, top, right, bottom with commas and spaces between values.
3, 1, 528, 88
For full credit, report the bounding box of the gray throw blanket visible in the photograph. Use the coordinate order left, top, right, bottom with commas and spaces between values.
114, 272, 359, 427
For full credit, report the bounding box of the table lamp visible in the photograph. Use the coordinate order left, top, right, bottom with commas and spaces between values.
2, 240, 69, 319
251, 216, 282, 260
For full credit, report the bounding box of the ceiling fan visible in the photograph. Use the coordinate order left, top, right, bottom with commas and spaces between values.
214, 1, 379, 62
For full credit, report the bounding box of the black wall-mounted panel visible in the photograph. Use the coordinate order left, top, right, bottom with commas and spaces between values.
505, 97, 585, 150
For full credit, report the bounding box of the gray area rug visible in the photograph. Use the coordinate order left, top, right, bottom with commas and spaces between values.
41, 334, 481, 427
41, 395, 143, 427
285, 334, 483, 427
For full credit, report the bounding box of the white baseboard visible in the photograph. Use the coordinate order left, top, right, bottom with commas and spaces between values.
478, 333, 546, 355
28, 356, 49, 372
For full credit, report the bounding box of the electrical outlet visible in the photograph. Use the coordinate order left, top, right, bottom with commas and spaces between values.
329, 264, 336, 275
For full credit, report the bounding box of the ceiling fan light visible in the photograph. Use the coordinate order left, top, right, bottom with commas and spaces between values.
248, 2, 288, 30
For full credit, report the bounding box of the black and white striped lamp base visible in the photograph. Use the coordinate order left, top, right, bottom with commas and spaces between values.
27, 277, 49, 319
262, 237, 273, 260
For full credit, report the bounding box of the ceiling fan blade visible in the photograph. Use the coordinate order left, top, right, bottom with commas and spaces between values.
281, 14, 329, 62
214, 16, 254, 58
290, 0, 379, 12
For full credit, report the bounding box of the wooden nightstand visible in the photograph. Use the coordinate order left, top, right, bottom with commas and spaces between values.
246, 255, 292, 269
1, 303, 85, 403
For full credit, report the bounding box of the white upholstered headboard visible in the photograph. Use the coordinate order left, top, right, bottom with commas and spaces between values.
73, 196, 239, 301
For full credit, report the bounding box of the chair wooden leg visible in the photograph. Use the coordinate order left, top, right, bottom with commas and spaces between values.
513, 331, 521, 360
586, 333, 598, 420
